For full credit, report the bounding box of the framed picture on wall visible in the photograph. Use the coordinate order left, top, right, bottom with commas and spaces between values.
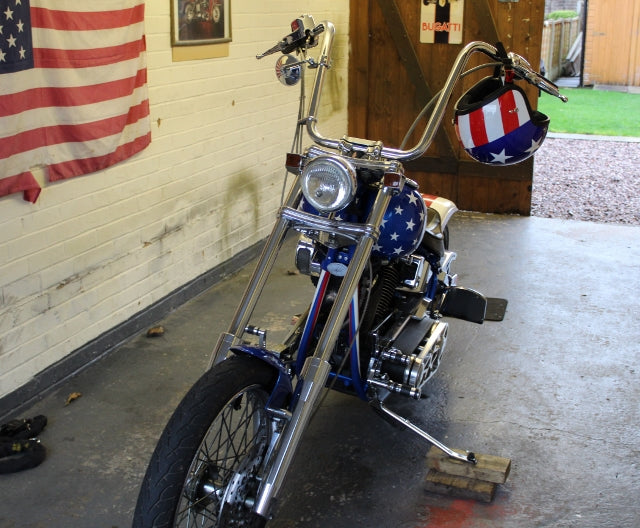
172, 0, 231, 46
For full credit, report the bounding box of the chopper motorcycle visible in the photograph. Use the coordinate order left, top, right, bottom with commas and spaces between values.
182, 0, 222, 24
133, 14, 567, 527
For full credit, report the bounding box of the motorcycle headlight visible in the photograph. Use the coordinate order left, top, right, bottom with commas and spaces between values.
301, 156, 357, 213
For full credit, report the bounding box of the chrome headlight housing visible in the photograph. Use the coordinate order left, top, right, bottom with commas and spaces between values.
301, 156, 357, 213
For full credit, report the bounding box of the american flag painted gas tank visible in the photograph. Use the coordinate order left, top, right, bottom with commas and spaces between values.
372, 184, 428, 258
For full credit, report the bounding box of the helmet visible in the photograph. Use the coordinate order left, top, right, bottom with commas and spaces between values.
454, 76, 549, 165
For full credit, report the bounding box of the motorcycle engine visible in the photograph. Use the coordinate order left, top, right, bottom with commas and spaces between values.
368, 318, 448, 399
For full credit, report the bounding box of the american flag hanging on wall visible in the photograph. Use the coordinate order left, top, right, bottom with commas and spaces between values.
0, 0, 150, 203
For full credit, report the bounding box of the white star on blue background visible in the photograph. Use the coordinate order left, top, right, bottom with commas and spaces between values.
490, 149, 513, 164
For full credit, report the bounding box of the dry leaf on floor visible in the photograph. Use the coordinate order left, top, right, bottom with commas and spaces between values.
146, 326, 165, 337
65, 392, 82, 406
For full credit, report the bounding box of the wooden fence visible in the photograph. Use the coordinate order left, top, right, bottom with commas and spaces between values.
540, 17, 581, 81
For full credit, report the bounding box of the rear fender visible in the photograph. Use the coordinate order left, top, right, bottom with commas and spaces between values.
230, 345, 293, 409
422, 194, 458, 234
421, 194, 457, 256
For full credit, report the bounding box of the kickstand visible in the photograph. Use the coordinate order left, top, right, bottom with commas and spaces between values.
372, 400, 477, 465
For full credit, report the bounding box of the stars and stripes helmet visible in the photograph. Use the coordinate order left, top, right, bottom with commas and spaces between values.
453, 76, 549, 165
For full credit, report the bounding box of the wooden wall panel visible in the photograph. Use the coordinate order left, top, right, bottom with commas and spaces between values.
348, 1, 370, 139
348, 0, 546, 215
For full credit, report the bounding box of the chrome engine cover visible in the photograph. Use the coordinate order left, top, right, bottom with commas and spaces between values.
368, 317, 449, 399
386, 319, 448, 391
403, 320, 448, 389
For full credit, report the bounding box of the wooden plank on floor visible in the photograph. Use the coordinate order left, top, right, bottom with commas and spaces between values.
425, 469, 497, 503
426, 446, 511, 484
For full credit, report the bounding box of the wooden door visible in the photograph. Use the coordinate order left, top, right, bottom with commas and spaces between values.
349, 0, 546, 215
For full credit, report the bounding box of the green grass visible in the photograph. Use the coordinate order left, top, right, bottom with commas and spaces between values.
537, 87, 640, 137
545, 10, 578, 19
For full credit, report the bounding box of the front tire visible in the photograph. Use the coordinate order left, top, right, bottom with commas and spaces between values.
184, 3, 195, 23
133, 355, 277, 527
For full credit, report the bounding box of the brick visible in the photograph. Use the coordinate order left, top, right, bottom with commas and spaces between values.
0, 0, 350, 399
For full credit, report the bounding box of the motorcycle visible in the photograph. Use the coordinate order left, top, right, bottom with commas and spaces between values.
133, 14, 567, 527
183, 0, 221, 24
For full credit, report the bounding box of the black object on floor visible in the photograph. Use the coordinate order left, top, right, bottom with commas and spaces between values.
0, 415, 48, 441
0, 438, 46, 474
0, 415, 48, 474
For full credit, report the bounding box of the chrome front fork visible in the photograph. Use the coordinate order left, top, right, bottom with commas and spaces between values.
209, 178, 302, 368
209, 183, 395, 518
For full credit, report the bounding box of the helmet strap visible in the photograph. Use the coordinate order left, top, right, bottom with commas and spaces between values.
493, 41, 515, 84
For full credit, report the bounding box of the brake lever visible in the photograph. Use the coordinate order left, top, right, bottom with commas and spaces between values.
507, 52, 568, 102
256, 19, 324, 60
256, 27, 305, 60
256, 42, 283, 60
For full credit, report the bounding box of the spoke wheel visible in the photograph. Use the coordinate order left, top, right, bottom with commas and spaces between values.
184, 4, 195, 23
134, 356, 275, 528
175, 388, 268, 526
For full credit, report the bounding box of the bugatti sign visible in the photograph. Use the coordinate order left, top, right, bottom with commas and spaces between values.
420, 0, 465, 45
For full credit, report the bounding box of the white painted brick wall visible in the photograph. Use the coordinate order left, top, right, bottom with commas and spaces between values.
0, 1, 350, 400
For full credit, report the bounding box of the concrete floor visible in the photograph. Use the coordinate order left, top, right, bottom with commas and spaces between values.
1, 212, 639, 528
